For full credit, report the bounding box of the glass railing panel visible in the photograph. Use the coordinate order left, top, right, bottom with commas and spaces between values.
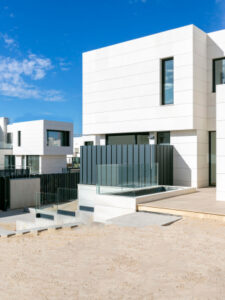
35, 192, 58, 215
57, 188, 77, 216
96, 163, 158, 196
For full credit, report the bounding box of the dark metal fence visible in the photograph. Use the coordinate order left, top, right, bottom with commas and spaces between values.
0, 172, 80, 211
80, 144, 173, 186
0, 168, 30, 178
0, 177, 10, 210
40, 172, 80, 198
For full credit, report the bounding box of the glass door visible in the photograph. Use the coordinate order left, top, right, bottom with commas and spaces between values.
209, 131, 216, 186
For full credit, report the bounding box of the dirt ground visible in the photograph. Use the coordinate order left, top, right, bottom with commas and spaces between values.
0, 217, 225, 300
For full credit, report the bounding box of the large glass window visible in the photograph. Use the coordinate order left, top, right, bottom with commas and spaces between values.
162, 58, 174, 105
47, 130, 70, 147
106, 133, 149, 145
4, 155, 15, 169
27, 155, 39, 174
157, 132, 170, 145
213, 58, 225, 92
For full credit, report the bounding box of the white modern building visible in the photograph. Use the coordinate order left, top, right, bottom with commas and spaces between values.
67, 135, 96, 166
82, 24, 225, 201
0, 117, 13, 167
0, 118, 73, 174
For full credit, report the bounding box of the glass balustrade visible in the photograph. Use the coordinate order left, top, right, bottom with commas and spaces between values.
96, 163, 158, 196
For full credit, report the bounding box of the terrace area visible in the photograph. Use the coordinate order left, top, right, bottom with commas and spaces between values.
138, 187, 225, 221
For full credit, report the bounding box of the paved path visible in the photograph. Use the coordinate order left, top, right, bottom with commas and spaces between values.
107, 212, 181, 227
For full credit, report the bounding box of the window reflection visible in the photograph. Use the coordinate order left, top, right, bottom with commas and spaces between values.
213, 58, 225, 92
47, 130, 70, 147
162, 58, 174, 105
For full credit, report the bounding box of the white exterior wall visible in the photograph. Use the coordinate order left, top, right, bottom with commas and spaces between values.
7, 119, 73, 174
73, 135, 98, 157
171, 130, 198, 187
207, 29, 225, 131
83, 25, 196, 135
82, 25, 214, 188
8, 120, 44, 155
216, 85, 225, 201
40, 155, 67, 174
8, 120, 73, 156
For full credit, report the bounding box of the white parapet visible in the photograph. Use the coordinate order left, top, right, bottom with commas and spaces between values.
78, 184, 196, 223
216, 85, 225, 201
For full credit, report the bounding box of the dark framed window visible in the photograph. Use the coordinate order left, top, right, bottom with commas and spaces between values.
84, 141, 94, 146
7, 133, 12, 144
106, 133, 149, 145
213, 57, 225, 92
26, 155, 39, 174
4, 155, 15, 169
47, 130, 70, 147
157, 132, 170, 145
161, 57, 174, 105
18, 131, 21, 147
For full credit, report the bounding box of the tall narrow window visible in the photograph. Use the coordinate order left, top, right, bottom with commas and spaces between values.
213, 58, 225, 92
18, 131, 21, 147
162, 58, 174, 105
7, 133, 12, 144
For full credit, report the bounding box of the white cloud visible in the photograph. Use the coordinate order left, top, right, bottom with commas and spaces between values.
0, 54, 64, 102
58, 58, 72, 71
1, 34, 17, 48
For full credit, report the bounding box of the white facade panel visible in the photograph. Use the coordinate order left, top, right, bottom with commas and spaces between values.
83, 25, 195, 135
216, 85, 225, 200
8, 120, 73, 156
40, 156, 67, 174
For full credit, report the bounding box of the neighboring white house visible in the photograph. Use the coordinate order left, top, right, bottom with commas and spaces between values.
82, 24, 225, 201
67, 135, 99, 165
0, 117, 13, 167
0, 118, 73, 174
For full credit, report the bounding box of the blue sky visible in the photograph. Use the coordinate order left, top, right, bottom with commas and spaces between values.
0, 0, 224, 134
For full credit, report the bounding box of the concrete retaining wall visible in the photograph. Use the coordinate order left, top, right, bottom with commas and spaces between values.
10, 178, 40, 209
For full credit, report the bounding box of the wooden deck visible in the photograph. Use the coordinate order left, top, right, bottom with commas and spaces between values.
138, 187, 225, 222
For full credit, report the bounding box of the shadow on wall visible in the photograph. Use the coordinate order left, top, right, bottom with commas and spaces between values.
173, 148, 192, 187
207, 36, 224, 60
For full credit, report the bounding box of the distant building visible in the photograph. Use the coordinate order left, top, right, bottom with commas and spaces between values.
67, 135, 96, 167
0, 117, 73, 174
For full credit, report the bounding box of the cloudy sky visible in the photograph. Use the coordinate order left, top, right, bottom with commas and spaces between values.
0, 0, 224, 133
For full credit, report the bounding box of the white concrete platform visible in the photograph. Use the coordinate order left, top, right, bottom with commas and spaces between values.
106, 212, 182, 227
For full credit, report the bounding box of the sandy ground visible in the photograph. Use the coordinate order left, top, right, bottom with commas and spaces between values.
0, 218, 224, 299
0, 222, 16, 231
